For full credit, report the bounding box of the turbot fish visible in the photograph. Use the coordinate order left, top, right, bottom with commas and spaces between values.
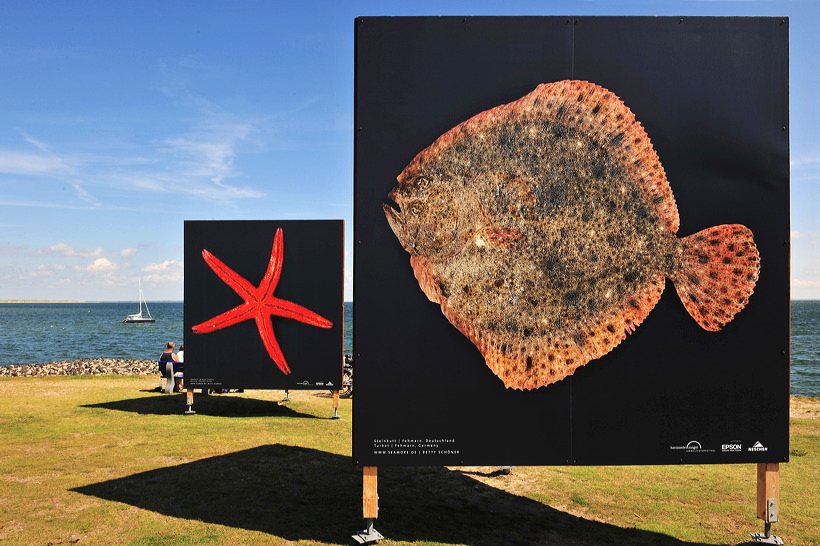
383, 80, 760, 389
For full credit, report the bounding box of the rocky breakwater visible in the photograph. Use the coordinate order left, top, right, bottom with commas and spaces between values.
0, 358, 158, 377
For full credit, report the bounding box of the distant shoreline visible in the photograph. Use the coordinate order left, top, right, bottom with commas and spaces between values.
0, 300, 340, 304
0, 300, 185, 304
0, 300, 97, 304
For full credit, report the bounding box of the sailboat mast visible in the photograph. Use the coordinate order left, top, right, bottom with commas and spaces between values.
140, 279, 152, 318
123, 279, 155, 322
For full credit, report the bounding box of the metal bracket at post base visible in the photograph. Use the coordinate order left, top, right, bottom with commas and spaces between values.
750, 526, 784, 544
751, 499, 783, 544
352, 518, 384, 544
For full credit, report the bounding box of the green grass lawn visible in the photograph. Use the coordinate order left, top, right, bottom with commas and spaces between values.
0, 375, 817, 545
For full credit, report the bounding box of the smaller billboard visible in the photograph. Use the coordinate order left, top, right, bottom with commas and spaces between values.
184, 220, 343, 390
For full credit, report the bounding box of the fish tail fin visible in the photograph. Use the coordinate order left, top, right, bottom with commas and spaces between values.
674, 224, 760, 331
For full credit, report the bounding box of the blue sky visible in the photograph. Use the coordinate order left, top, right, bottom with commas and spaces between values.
0, 0, 817, 302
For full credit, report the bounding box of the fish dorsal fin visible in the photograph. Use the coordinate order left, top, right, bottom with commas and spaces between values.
405, 81, 681, 234
518, 81, 679, 234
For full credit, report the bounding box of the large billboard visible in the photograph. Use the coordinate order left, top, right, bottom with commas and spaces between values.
184, 220, 343, 391
353, 17, 789, 466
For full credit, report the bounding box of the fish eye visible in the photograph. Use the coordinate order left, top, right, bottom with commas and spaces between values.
410, 202, 424, 215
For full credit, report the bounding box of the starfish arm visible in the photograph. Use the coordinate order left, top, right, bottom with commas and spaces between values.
191, 302, 256, 333
255, 312, 291, 374
264, 298, 333, 328
258, 228, 284, 299
202, 248, 258, 301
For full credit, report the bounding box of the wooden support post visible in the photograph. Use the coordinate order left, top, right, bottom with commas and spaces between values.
751, 463, 784, 543
332, 390, 341, 419
353, 466, 384, 543
757, 463, 779, 522
362, 466, 379, 519
184, 389, 196, 414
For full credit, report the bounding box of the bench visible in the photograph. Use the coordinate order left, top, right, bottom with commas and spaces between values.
158, 361, 183, 394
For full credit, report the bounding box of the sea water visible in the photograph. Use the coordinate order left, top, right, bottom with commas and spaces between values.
0, 301, 353, 367
0, 302, 186, 365
791, 300, 820, 397
0, 301, 817, 396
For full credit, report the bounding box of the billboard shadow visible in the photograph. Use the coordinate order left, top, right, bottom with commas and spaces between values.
72, 444, 734, 545
82, 393, 319, 419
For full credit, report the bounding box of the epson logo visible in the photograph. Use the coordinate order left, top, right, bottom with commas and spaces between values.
722, 443, 742, 452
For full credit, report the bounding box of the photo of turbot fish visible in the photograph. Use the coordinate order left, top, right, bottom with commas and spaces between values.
383, 80, 760, 390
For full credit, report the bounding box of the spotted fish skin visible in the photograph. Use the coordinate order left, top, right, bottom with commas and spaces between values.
384, 81, 760, 389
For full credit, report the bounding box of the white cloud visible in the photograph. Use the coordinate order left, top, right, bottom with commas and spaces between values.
791, 155, 820, 168
114, 173, 171, 193
27, 269, 55, 278
20, 131, 52, 152
120, 247, 138, 257
0, 198, 101, 210
86, 257, 117, 272
142, 260, 181, 272
43, 243, 90, 256
791, 231, 820, 240
0, 151, 74, 175
792, 155, 820, 185
163, 137, 235, 184
99, 122, 265, 202
71, 184, 101, 206
0, 87, 267, 216
157, 121, 265, 199
142, 260, 183, 282
40, 243, 103, 257
26, 264, 66, 278
0, 246, 27, 256
793, 278, 820, 287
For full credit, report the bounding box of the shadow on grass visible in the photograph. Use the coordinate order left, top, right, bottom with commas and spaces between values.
72, 444, 734, 545
82, 393, 320, 419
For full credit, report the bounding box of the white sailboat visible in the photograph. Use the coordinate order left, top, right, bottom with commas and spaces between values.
123, 280, 156, 323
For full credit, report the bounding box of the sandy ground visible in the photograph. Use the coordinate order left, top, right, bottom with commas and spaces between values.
790, 396, 820, 419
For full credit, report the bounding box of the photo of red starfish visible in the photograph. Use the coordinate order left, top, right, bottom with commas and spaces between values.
191, 227, 333, 374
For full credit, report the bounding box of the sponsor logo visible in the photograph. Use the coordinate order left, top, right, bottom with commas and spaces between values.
669, 440, 714, 453
297, 380, 310, 385
748, 441, 768, 452
721, 443, 742, 452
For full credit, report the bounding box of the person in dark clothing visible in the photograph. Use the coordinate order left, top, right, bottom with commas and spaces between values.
159, 341, 177, 366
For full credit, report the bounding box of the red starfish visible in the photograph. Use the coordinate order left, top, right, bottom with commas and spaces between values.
191, 227, 333, 374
